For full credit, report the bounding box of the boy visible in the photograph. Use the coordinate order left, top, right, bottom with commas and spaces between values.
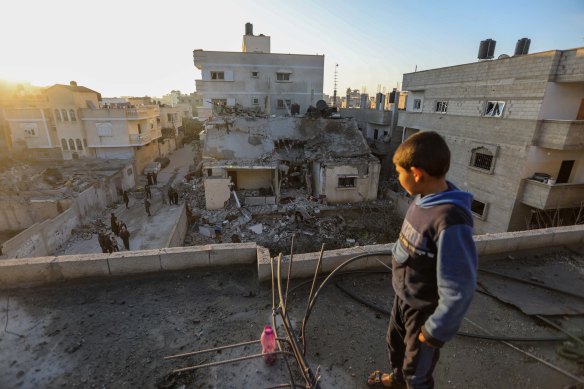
368, 131, 477, 389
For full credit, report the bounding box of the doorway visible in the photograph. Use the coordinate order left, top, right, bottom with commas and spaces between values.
556, 160, 574, 184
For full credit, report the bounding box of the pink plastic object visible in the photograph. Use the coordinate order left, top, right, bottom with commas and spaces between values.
260, 325, 277, 365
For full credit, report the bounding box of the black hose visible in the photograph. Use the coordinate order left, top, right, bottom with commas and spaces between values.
334, 282, 576, 343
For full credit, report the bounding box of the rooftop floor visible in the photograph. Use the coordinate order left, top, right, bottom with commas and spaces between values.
1, 244, 583, 388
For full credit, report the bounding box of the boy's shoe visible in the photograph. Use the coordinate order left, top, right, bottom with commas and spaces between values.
367, 370, 406, 389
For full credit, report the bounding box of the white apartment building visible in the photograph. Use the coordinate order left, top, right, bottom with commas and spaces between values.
193, 23, 324, 119
396, 47, 584, 234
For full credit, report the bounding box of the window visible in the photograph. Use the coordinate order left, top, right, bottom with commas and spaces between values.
277, 99, 292, 109
276, 72, 291, 81
470, 147, 494, 172
137, 123, 142, 133
435, 101, 448, 113
69, 109, 76, 121
76, 139, 83, 150
338, 176, 356, 188
24, 128, 36, 136
373, 129, 379, 140
54, 109, 62, 122
62, 109, 69, 121
96, 122, 113, 136
484, 101, 505, 117
252, 97, 259, 105
211, 99, 227, 107
251, 71, 259, 78
68, 139, 75, 150
61, 138, 68, 150
471, 199, 488, 219
127, 168, 133, 176
211, 71, 225, 80
167, 113, 173, 122
413, 99, 422, 110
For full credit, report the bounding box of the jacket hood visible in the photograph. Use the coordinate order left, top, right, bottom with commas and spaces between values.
415, 181, 474, 220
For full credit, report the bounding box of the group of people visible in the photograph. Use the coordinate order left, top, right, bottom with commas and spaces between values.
103, 213, 130, 251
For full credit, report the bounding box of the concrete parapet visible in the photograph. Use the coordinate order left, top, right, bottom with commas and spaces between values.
108, 249, 162, 275
256, 246, 272, 281
0, 256, 57, 286
257, 243, 393, 282
209, 243, 257, 266
53, 253, 110, 279
160, 246, 210, 270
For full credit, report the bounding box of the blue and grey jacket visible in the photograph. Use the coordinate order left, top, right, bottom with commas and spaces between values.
392, 182, 477, 347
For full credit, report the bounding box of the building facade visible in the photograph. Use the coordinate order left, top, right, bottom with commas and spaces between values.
193, 24, 324, 119
397, 48, 584, 234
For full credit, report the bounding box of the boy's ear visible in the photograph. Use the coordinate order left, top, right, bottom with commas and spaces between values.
410, 167, 425, 182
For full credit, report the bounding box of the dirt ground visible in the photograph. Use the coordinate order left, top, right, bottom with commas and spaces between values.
1, 246, 583, 388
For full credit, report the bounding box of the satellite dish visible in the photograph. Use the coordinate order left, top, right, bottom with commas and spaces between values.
498, 54, 510, 59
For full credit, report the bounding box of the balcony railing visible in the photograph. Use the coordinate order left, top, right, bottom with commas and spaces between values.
129, 133, 151, 144
521, 178, 584, 210
535, 120, 584, 150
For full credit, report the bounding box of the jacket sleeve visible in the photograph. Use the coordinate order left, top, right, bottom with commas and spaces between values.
421, 224, 477, 347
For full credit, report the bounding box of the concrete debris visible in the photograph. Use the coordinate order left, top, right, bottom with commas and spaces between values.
248, 223, 263, 234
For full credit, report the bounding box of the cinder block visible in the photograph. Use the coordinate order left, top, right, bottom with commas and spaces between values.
257, 246, 272, 282
552, 225, 584, 246
209, 243, 257, 266
160, 246, 210, 270
53, 253, 110, 279
245, 197, 265, 206
108, 249, 161, 275
0, 257, 56, 288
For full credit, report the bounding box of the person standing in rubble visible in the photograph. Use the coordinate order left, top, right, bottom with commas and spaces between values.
119, 226, 131, 250
97, 231, 107, 253
173, 188, 179, 205
110, 234, 119, 252
147, 172, 154, 186
367, 132, 477, 389
145, 184, 152, 199
123, 190, 130, 209
110, 213, 119, 236
144, 197, 152, 217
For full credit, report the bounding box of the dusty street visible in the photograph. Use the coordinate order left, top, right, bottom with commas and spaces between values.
53, 145, 195, 256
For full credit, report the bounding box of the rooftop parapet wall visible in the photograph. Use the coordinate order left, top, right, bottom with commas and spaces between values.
2, 226, 583, 289
554, 48, 584, 82
403, 50, 563, 91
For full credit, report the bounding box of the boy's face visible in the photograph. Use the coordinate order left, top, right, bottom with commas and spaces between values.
395, 164, 420, 195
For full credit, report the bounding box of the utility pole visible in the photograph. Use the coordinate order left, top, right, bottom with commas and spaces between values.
333, 64, 338, 108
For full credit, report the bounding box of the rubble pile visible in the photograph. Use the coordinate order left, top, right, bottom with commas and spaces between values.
181, 178, 401, 255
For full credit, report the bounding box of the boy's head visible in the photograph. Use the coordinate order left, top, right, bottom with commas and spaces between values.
393, 131, 451, 195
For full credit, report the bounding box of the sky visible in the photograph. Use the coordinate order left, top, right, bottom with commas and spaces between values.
1, 0, 583, 98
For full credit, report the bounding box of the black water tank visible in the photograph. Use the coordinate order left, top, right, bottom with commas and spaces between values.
388, 90, 396, 104
514, 38, 531, 56
245, 23, 253, 36
478, 39, 496, 60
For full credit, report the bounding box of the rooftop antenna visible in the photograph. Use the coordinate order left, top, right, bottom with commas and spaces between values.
333, 64, 339, 108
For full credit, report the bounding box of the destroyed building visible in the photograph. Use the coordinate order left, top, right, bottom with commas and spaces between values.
200, 116, 380, 210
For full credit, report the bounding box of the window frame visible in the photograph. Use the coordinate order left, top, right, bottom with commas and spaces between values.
277, 99, 292, 109
251, 71, 259, 78
276, 72, 291, 82
434, 100, 448, 113
252, 97, 259, 106
413, 99, 422, 110
471, 199, 489, 220
484, 101, 505, 117
62, 109, 69, 121
211, 71, 225, 80
468, 145, 498, 174
337, 176, 357, 189
69, 109, 77, 121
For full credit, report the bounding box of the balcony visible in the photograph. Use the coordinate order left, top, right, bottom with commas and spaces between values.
128, 129, 161, 145
534, 120, 584, 150
521, 179, 584, 210
81, 107, 159, 120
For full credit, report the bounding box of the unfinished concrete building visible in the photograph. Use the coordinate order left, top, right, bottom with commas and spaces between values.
201, 117, 380, 210
396, 46, 584, 234
193, 23, 324, 119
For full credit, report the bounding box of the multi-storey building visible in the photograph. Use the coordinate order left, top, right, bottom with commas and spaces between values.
3, 82, 163, 173
193, 23, 324, 119
396, 47, 584, 234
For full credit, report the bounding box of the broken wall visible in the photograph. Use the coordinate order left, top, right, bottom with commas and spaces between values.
318, 161, 380, 203
204, 178, 232, 210
165, 204, 188, 247
1, 207, 80, 259
233, 169, 273, 190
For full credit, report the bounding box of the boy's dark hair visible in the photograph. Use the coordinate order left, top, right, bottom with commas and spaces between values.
393, 131, 450, 177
